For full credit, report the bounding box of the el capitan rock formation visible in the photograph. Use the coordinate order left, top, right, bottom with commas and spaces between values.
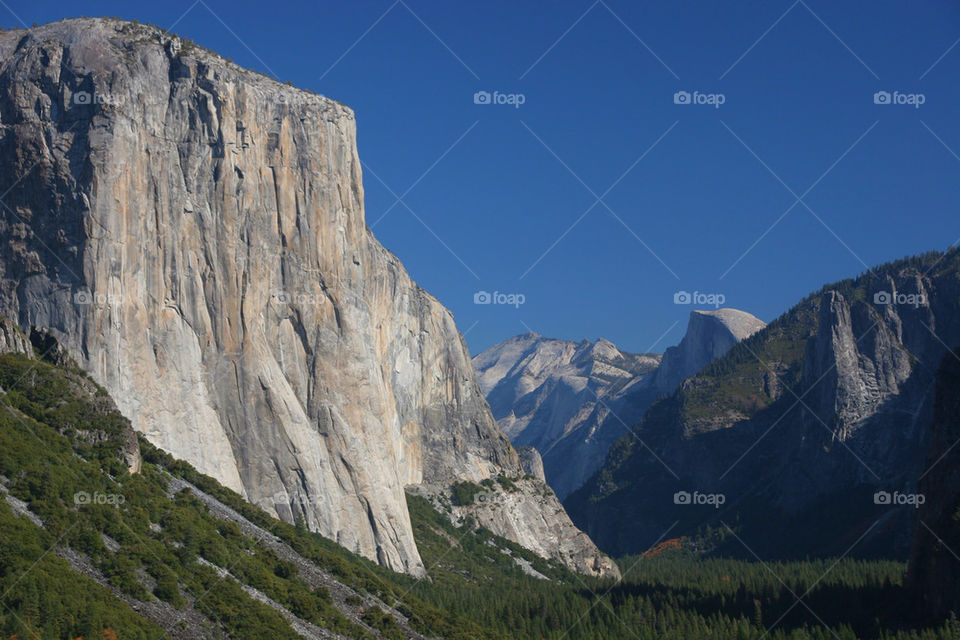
0, 18, 615, 578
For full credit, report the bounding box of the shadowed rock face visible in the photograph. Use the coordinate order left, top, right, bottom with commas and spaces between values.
567, 253, 960, 560
0, 18, 615, 577
907, 349, 960, 620
516, 446, 546, 482
474, 310, 764, 499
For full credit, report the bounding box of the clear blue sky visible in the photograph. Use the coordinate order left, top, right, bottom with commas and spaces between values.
7, 1, 960, 354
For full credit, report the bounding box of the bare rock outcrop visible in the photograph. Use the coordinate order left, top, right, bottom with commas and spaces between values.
0, 318, 32, 356
474, 310, 764, 498
516, 446, 546, 482
0, 18, 613, 577
568, 254, 960, 560
474, 333, 661, 498
646, 308, 766, 394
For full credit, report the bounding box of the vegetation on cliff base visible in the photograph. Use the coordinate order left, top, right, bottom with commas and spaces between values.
2, 348, 960, 639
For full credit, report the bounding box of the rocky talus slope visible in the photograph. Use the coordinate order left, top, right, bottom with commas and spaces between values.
0, 18, 613, 577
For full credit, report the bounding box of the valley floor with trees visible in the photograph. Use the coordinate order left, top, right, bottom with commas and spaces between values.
0, 351, 957, 639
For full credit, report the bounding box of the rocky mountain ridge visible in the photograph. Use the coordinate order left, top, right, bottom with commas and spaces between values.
474, 308, 765, 498
567, 250, 960, 560
0, 18, 614, 577
646, 308, 767, 395
474, 333, 660, 498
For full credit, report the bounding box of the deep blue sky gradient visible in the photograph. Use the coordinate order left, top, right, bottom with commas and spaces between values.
7, 1, 960, 353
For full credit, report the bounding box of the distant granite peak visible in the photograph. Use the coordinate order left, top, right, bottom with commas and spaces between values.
475, 310, 763, 498
567, 251, 960, 560
693, 308, 767, 340
645, 308, 765, 395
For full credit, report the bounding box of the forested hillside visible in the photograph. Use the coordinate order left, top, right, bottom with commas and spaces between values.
1, 337, 958, 639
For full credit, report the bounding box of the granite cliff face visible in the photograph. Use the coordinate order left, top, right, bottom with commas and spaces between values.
568, 252, 960, 559
475, 333, 661, 498
0, 18, 614, 577
646, 309, 766, 394
516, 446, 546, 482
0, 318, 32, 357
474, 310, 764, 498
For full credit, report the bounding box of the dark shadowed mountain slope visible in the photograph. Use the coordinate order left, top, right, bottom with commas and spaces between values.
567, 249, 960, 561
908, 348, 960, 620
